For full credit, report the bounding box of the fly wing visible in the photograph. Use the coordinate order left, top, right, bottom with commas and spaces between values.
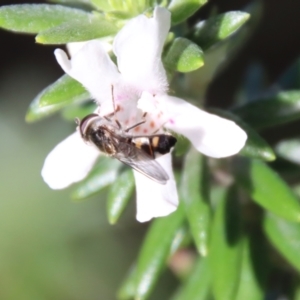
114, 143, 169, 185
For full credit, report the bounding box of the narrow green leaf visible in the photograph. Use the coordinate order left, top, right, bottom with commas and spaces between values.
39, 75, 89, 107
118, 224, 189, 300
164, 38, 204, 73
90, 0, 113, 11
180, 148, 211, 256
171, 257, 211, 300
107, 170, 135, 224
50, 0, 92, 5
293, 280, 300, 300
61, 102, 97, 121
210, 186, 243, 300
0, 4, 88, 33
193, 11, 250, 51
169, 226, 191, 256
232, 91, 300, 130
135, 206, 185, 300
118, 264, 137, 300
71, 159, 121, 200
234, 158, 300, 222
209, 108, 276, 161
264, 213, 300, 272
235, 234, 268, 300
25, 91, 66, 123
168, 0, 207, 25
36, 14, 118, 44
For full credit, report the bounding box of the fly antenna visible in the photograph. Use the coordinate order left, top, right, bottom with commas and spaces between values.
111, 85, 116, 118
111, 84, 122, 129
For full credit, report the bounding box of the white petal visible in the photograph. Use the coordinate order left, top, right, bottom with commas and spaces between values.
54, 40, 120, 105
42, 132, 99, 189
113, 7, 170, 94
134, 153, 178, 222
162, 95, 247, 158
66, 41, 88, 57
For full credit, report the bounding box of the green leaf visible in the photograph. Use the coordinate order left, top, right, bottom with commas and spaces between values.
180, 148, 211, 256
117, 264, 137, 300
164, 38, 204, 73
192, 11, 250, 51
118, 225, 189, 300
210, 186, 243, 300
0, 4, 88, 33
71, 159, 121, 200
234, 158, 300, 222
209, 108, 276, 161
168, 0, 207, 25
169, 225, 191, 257
171, 257, 211, 300
135, 206, 185, 300
39, 75, 89, 107
264, 213, 300, 272
61, 102, 97, 121
36, 13, 118, 44
90, 0, 113, 11
235, 234, 268, 300
232, 91, 300, 130
25, 91, 67, 123
107, 170, 135, 224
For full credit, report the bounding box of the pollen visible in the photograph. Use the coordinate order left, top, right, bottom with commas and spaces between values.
150, 121, 155, 128
134, 126, 140, 132
143, 129, 148, 133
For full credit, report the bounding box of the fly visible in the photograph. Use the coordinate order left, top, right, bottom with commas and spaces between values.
77, 113, 177, 184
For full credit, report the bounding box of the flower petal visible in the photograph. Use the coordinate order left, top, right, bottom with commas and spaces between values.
42, 132, 99, 189
134, 153, 178, 222
113, 7, 170, 94
162, 95, 247, 158
54, 40, 120, 105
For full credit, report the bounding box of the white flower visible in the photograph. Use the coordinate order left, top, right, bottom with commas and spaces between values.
42, 7, 247, 222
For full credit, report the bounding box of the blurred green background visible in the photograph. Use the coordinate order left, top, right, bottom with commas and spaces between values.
1, 0, 300, 299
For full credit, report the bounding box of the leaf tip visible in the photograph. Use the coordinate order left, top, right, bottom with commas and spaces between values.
35, 34, 44, 44
108, 215, 117, 225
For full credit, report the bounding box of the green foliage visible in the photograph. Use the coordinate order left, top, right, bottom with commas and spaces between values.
234, 158, 300, 222
232, 91, 300, 129
209, 186, 243, 300
71, 159, 121, 200
192, 11, 251, 50
36, 13, 118, 44
180, 148, 211, 256
168, 0, 207, 25
135, 207, 185, 299
107, 169, 135, 224
4, 0, 300, 299
39, 75, 89, 107
235, 233, 268, 300
171, 257, 211, 300
264, 213, 300, 273
0, 4, 89, 33
164, 37, 204, 73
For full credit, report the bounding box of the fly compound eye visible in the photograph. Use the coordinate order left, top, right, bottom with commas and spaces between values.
78, 113, 99, 139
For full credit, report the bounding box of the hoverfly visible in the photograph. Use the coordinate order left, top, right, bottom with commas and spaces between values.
77, 112, 177, 185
